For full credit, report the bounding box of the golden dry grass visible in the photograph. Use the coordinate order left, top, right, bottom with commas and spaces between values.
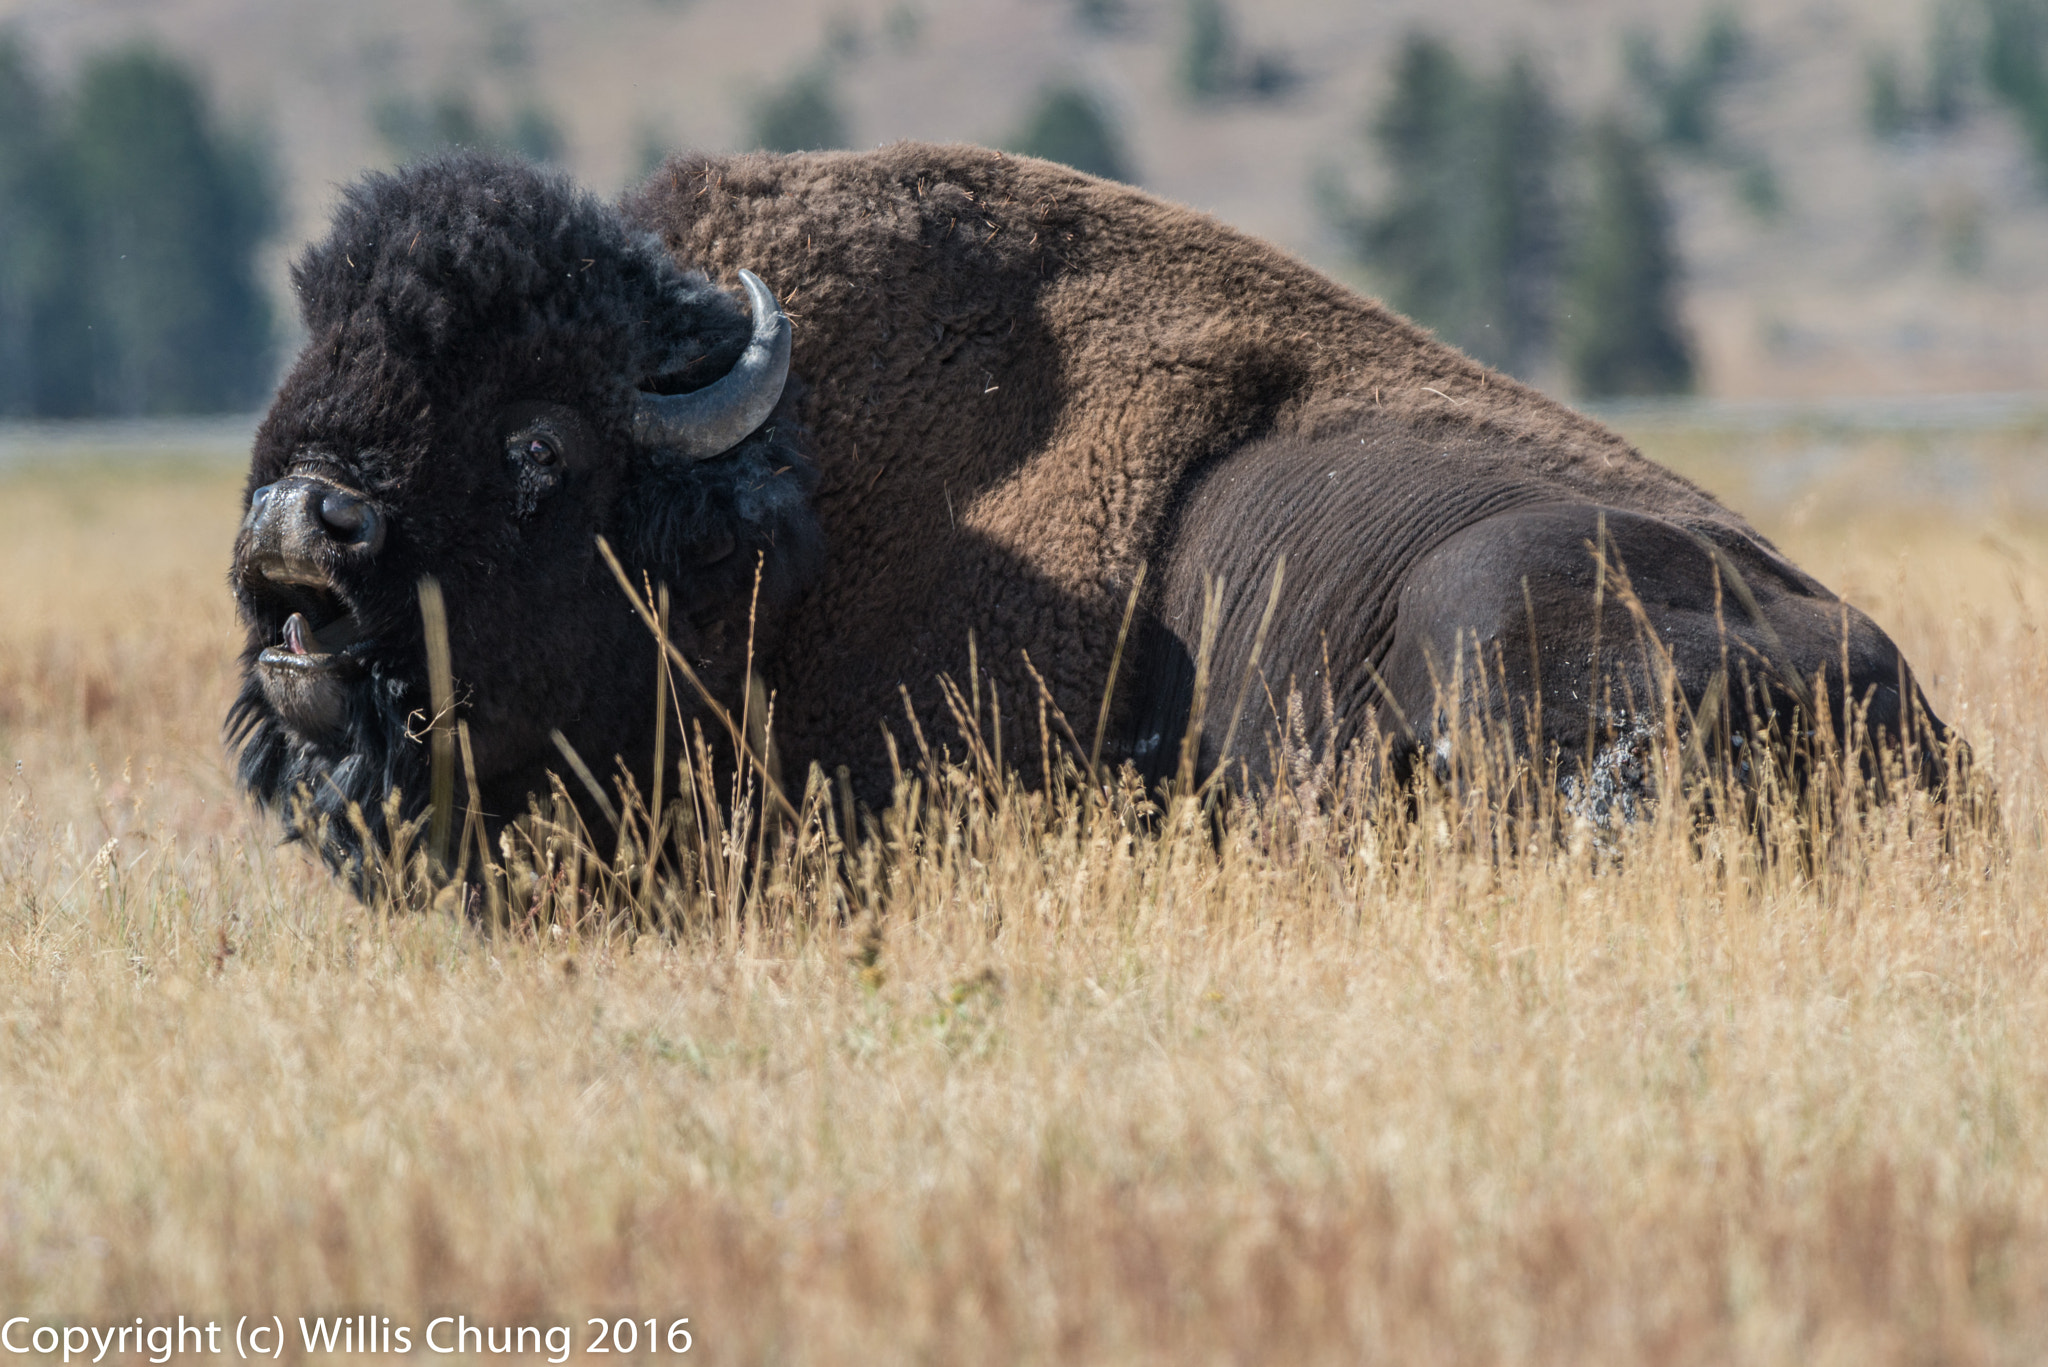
2, 426, 2047, 1364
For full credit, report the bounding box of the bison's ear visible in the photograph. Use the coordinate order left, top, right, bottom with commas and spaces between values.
632, 271, 791, 465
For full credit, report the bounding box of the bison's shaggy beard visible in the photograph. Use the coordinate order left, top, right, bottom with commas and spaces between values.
228, 660, 429, 891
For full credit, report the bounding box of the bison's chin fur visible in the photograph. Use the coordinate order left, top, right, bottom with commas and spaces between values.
228, 662, 429, 892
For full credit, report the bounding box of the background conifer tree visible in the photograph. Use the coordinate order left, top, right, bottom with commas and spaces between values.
1562, 117, 1694, 396
1324, 33, 1692, 394
1624, 9, 1744, 153
60, 47, 276, 414
1353, 37, 1487, 357
1007, 81, 1133, 182
1477, 56, 1563, 377
1328, 36, 1559, 377
1177, 0, 1234, 101
1985, 0, 2048, 175
0, 36, 66, 416
1175, 0, 1292, 103
748, 65, 849, 152
374, 90, 565, 165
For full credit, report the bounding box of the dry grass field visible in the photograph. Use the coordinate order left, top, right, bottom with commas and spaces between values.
2, 419, 2047, 1363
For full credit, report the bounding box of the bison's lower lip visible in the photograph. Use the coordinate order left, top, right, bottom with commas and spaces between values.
256, 645, 362, 738
258, 645, 349, 672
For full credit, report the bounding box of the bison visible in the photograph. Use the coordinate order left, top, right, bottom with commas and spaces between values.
229, 145, 1956, 878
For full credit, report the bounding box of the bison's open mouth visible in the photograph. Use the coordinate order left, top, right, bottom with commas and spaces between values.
257, 604, 365, 668
249, 573, 369, 739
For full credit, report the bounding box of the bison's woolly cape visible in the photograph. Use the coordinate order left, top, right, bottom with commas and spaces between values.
623, 145, 1743, 792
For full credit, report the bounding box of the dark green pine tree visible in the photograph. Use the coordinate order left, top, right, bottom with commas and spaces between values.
1477, 56, 1562, 377
1623, 9, 1744, 154
0, 36, 67, 416
1356, 36, 1488, 358
373, 91, 566, 165
1923, 0, 1975, 129
748, 65, 849, 153
1563, 117, 1694, 396
1343, 36, 1559, 377
1007, 82, 1133, 182
62, 47, 277, 414
1177, 0, 1234, 101
373, 92, 488, 160
507, 104, 564, 164
1866, 51, 1912, 139
1984, 0, 2048, 177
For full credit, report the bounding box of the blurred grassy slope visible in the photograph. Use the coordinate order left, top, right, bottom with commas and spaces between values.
0, 0, 2044, 400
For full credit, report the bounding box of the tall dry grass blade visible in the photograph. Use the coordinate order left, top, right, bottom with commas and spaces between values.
738, 556, 774, 803
648, 584, 672, 896
451, 718, 480, 886
594, 534, 796, 820
549, 729, 621, 830
967, 629, 980, 742
988, 677, 1004, 780
1088, 561, 1148, 787
1584, 512, 1609, 776
417, 575, 456, 875
1600, 556, 1699, 806
1357, 654, 1416, 745
936, 673, 999, 789
1684, 528, 1816, 717
684, 721, 723, 910
1174, 573, 1226, 800
835, 764, 859, 851
749, 679, 776, 890
1019, 650, 1088, 780
456, 720, 504, 923
898, 685, 937, 776
1684, 670, 1730, 777
1203, 554, 1286, 798
1519, 572, 1543, 736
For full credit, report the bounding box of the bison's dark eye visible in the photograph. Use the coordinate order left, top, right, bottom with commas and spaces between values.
512, 433, 559, 466
504, 424, 568, 519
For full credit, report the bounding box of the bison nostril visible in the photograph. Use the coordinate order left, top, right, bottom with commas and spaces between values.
318, 489, 384, 552
245, 483, 277, 526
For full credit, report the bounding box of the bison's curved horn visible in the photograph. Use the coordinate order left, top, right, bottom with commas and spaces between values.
633, 269, 791, 464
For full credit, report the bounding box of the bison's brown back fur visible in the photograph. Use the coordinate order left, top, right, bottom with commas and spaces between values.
625, 144, 1751, 793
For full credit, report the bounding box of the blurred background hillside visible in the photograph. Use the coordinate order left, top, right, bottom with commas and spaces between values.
3, 0, 2048, 413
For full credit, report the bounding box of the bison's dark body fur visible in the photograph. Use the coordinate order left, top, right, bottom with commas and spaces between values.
1138, 421, 1936, 800
231, 145, 1951, 875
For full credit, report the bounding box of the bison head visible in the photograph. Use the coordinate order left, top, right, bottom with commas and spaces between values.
228, 154, 821, 881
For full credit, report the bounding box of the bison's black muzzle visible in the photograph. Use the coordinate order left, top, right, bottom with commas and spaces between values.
244, 474, 386, 572
240, 474, 382, 741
